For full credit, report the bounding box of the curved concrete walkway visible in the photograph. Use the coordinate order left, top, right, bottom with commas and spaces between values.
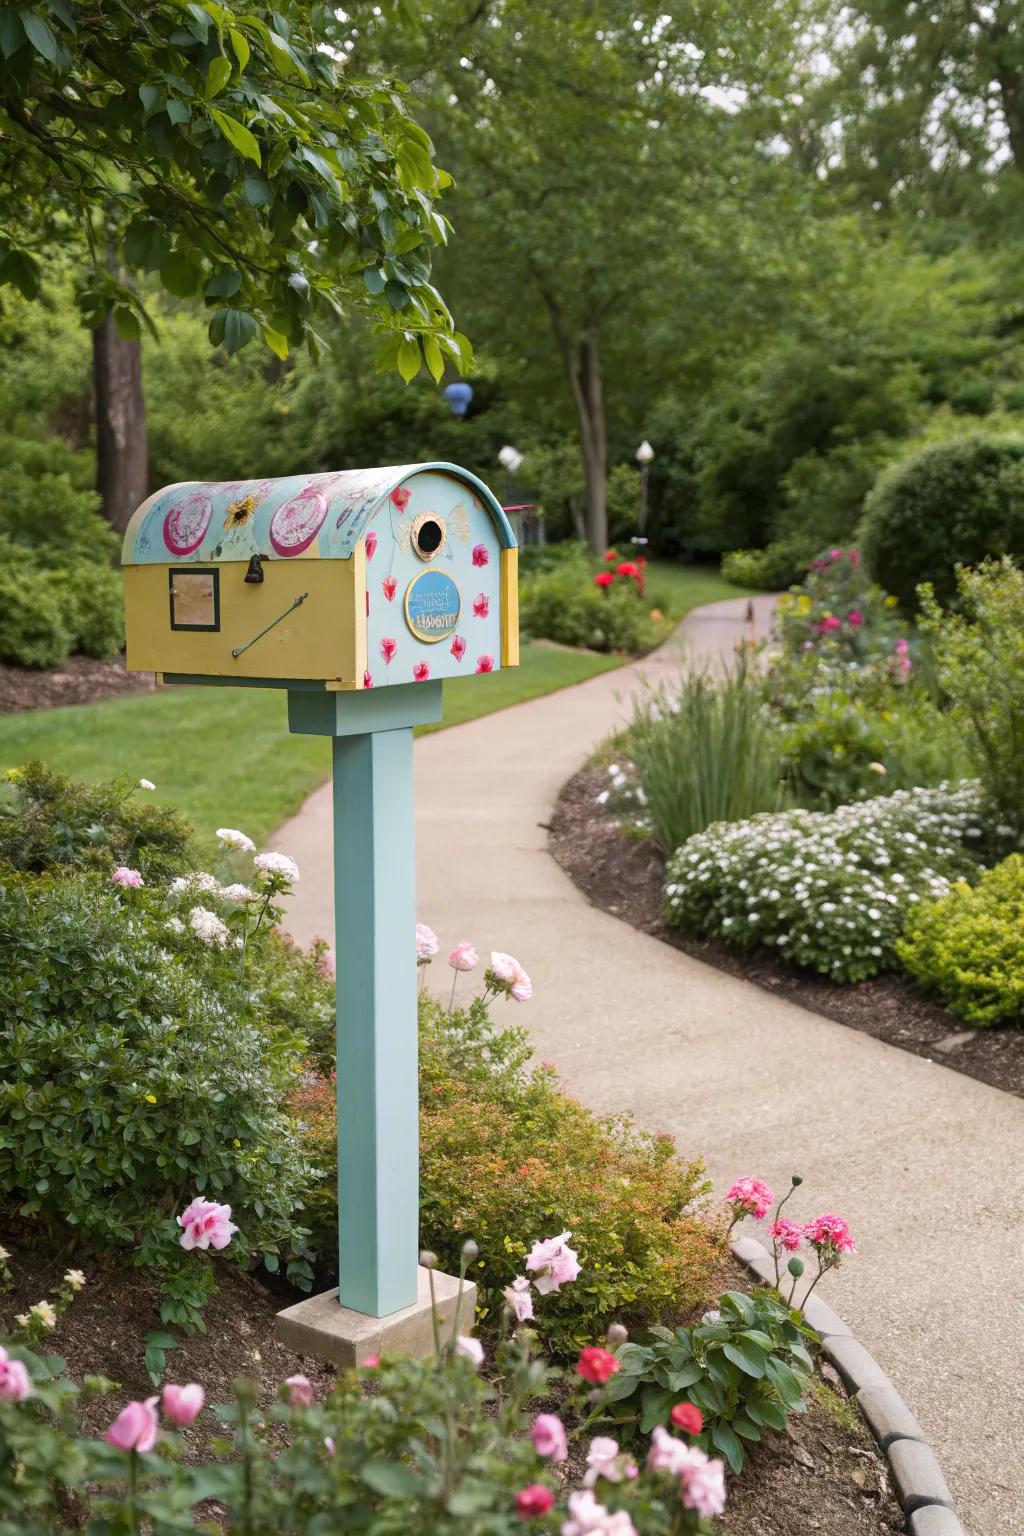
277, 598, 1023, 1536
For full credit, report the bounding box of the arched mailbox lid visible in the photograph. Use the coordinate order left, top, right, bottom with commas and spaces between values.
122, 462, 517, 566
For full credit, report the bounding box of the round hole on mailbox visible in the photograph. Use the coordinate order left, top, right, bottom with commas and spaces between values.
412, 514, 445, 561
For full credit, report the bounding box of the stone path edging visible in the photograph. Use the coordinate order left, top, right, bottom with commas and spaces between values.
731, 1236, 964, 1536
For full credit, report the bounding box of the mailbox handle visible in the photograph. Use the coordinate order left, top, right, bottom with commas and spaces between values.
231, 592, 309, 658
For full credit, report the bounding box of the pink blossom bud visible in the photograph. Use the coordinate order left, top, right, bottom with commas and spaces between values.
162, 1383, 204, 1426
106, 1397, 159, 1453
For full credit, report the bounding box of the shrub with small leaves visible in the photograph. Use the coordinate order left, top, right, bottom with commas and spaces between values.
664, 782, 991, 982
898, 855, 1024, 1027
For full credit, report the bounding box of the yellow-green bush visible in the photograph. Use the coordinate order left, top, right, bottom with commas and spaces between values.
898, 855, 1024, 1027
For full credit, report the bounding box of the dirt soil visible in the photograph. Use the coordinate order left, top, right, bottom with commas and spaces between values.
0, 655, 155, 715
550, 762, 1024, 1100
1, 1224, 905, 1533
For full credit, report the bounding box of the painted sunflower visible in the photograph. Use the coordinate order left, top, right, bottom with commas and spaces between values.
224, 496, 258, 529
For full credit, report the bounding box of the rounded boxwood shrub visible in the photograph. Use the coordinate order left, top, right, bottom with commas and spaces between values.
859, 434, 1024, 610
0, 551, 72, 668
898, 855, 1024, 1026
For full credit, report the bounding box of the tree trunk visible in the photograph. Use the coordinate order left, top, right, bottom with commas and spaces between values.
542, 290, 608, 554
93, 313, 148, 533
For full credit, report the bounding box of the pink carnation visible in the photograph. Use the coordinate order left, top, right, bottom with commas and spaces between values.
804, 1213, 856, 1254
177, 1197, 237, 1252
530, 1412, 568, 1462
725, 1177, 775, 1220
0, 1346, 31, 1402
106, 1397, 159, 1453
769, 1218, 804, 1253
111, 866, 144, 888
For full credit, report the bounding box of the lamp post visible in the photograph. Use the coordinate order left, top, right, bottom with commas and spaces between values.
442, 381, 474, 419
497, 443, 524, 505
634, 439, 654, 547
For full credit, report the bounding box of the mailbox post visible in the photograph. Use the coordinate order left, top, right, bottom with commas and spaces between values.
122, 463, 518, 1361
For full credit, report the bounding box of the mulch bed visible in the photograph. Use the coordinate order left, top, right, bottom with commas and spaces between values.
549, 762, 1024, 1099
0, 1225, 905, 1533
0, 655, 155, 715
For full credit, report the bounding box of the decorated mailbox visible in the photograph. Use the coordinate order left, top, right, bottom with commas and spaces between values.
122, 462, 518, 686
123, 464, 519, 1356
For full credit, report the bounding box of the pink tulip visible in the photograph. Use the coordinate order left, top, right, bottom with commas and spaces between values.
382, 577, 397, 601
449, 940, 478, 972
111, 867, 144, 889
177, 1196, 237, 1252
472, 593, 489, 619
531, 1412, 568, 1462
0, 1347, 31, 1402
380, 637, 397, 664
162, 1383, 204, 1426
285, 1375, 315, 1407
472, 543, 489, 567
475, 654, 494, 674
106, 1397, 159, 1453
450, 634, 467, 661
365, 530, 378, 560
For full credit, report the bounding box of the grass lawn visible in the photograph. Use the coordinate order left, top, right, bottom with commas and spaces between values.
0, 562, 752, 848
0, 642, 623, 849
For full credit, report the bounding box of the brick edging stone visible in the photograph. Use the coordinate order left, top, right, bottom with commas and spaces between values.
731, 1236, 965, 1536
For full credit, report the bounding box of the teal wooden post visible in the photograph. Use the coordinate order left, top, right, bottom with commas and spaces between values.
288, 682, 443, 1317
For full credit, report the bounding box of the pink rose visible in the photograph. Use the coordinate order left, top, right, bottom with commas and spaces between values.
472, 593, 489, 619
488, 949, 532, 1002
162, 1383, 204, 1426
475, 654, 494, 674
472, 543, 489, 567
450, 634, 467, 661
106, 1397, 159, 1453
111, 867, 144, 889
725, 1177, 775, 1221
0, 1347, 31, 1402
177, 1197, 237, 1252
380, 637, 397, 664
515, 1483, 554, 1519
413, 661, 430, 682
531, 1412, 568, 1462
382, 577, 397, 601
449, 940, 478, 972
365, 530, 378, 560
285, 1375, 315, 1407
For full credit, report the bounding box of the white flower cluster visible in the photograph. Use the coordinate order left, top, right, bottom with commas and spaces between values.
595, 761, 650, 834
664, 781, 990, 983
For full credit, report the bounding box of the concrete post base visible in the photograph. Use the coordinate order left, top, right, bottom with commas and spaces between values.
274, 1266, 476, 1369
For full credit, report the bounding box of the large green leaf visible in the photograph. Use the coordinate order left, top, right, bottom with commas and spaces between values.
210, 107, 261, 166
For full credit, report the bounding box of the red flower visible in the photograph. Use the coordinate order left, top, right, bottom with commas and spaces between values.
451, 635, 467, 661
413, 661, 430, 682
365, 529, 378, 560
593, 571, 614, 589
577, 1346, 620, 1385
472, 543, 489, 567
472, 593, 490, 619
515, 1485, 554, 1519
671, 1402, 703, 1436
362, 670, 373, 689
382, 577, 397, 602
475, 654, 494, 674
615, 561, 639, 578
391, 487, 411, 511
604, 548, 619, 563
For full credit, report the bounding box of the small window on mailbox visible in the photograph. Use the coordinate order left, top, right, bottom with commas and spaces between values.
169, 569, 220, 631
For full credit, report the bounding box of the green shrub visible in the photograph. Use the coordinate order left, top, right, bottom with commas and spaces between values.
720, 539, 810, 591
0, 551, 72, 668
777, 692, 967, 810
664, 782, 990, 982
59, 562, 125, 658
602, 1289, 815, 1473
293, 992, 721, 1355
624, 659, 787, 853
920, 559, 1024, 835
898, 855, 1024, 1026
859, 434, 1024, 610
0, 762, 194, 880
520, 557, 658, 654
0, 865, 326, 1329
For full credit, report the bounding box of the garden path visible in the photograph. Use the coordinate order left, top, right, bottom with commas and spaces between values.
277, 595, 1023, 1536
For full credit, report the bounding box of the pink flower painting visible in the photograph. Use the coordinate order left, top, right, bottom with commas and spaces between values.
472, 593, 489, 619
383, 577, 397, 602
391, 486, 411, 511
476, 654, 494, 674
380, 637, 397, 664
413, 661, 430, 682
365, 530, 378, 560
450, 634, 467, 661
472, 543, 489, 567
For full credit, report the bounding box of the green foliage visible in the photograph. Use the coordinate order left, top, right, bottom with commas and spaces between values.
293, 993, 721, 1356
721, 540, 810, 591
898, 855, 1024, 1027
519, 551, 660, 655
0, 855, 330, 1328
919, 559, 1024, 834
0, 762, 194, 880
0, 1327, 718, 1534
0, 552, 71, 668
626, 660, 787, 854
860, 435, 1024, 610
602, 1289, 815, 1474
664, 783, 991, 982
0, 0, 466, 377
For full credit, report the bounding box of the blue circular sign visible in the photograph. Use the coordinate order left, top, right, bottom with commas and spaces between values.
404, 568, 461, 643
